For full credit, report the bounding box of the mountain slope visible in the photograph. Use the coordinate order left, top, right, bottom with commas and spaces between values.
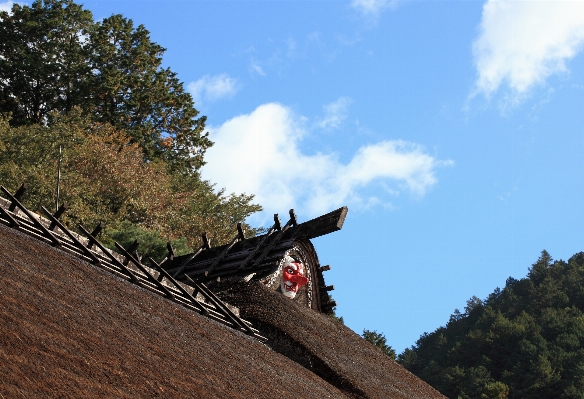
399, 250, 584, 399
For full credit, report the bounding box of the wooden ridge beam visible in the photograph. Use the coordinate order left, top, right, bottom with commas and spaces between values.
287, 206, 348, 240
167, 207, 347, 282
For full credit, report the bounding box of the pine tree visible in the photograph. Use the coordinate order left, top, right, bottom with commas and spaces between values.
362, 329, 396, 359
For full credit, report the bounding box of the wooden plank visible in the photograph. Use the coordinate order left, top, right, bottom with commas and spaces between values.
236, 214, 281, 271
190, 260, 280, 284
149, 257, 209, 316
171, 245, 205, 278
166, 239, 293, 275
168, 207, 347, 274
0, 205, 20, 227
115, 242, 175, 299
78, 224, 139, 284
288, 206, 348, 240
246, 216, 296, 270
204, 232, 242, 276
183, 275, 255, 336
1, 186, 61, 247
40, 206, 100, 265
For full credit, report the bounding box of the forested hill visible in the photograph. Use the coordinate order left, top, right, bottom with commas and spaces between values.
399, 250, 584, 399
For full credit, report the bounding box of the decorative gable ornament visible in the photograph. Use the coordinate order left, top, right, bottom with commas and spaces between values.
162, 207, 348, 314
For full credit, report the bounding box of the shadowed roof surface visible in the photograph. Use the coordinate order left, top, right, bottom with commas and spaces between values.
218, 281, 446, 399
0, 224, 444, 398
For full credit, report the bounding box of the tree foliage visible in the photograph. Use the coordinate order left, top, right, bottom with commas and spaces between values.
362, 329, 396, 360
0, 0, 211, 173
103, 220, 191, 263
0, 111, 261, 256
398, 250, 584, 399
0, 0, 262, 256
0, 0, 93, 124
324, 293, 344, 324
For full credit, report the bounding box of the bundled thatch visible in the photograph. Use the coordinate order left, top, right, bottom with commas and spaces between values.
217, 281, 445, 399
0, 224, 444, 398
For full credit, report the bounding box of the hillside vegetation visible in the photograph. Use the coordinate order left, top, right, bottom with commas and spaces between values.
399, 250, 584, 399
0, 0, 261, 259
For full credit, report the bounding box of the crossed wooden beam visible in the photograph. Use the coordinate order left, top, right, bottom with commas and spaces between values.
161, 207, 348, 288
0, 183, 265, 341
0, 182, 346, 324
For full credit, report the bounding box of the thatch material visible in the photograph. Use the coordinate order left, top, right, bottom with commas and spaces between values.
0, 224, 444, 398
218, 282, 445, 399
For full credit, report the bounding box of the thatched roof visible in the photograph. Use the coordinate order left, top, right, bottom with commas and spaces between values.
0, 224, 445, 398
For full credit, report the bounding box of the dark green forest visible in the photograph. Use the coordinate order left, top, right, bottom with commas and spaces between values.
399, 250, 584, 399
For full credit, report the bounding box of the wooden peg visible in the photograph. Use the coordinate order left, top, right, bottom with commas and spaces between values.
122, 239, 140, 266
166, 241, 175, 261
289, 209, 298, 227
86, 222, 104, 249
127, 239, 140, 254
202, 232, 211, 249
8, 183, 27, 211
323, 300, 338, 308
237, 222, 245, 241
48, 203, 68, 231
52, 203, 67, 219
321, 301, 338, 313
90, 222, 104, 238
273, 214, 282, 231
13, 183, 27, 200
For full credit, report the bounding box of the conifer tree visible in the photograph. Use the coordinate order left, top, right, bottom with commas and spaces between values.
0, 0, 211, 173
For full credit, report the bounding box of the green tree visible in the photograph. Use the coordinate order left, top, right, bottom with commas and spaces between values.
103, 220, 191, 263
0, 0, 211, 173
398, 250, 584, 399
482, 381, 510, 399
362, 329, 396, 360
0, 0, 262, 259
87, 13, 210, 171
0, 0, 93, 125
0, 111, 261, 249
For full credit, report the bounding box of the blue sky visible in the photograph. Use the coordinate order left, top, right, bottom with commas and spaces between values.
4, 0, 584, 354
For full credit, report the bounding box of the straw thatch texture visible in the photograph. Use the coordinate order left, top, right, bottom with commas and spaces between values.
0, 224, 444, 398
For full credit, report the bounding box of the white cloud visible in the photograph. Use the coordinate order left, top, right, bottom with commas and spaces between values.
0, 1, 18, 14
188, 73, 240, 105
249, 59, 266, 76
286, 37, 298, 58
472, 0, 584, 100
351, 0, 399, 17
316, 97, 354, 130
202, 103, 451, 221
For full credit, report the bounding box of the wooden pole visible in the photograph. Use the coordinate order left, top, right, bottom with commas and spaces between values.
55, 145, 62, 212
